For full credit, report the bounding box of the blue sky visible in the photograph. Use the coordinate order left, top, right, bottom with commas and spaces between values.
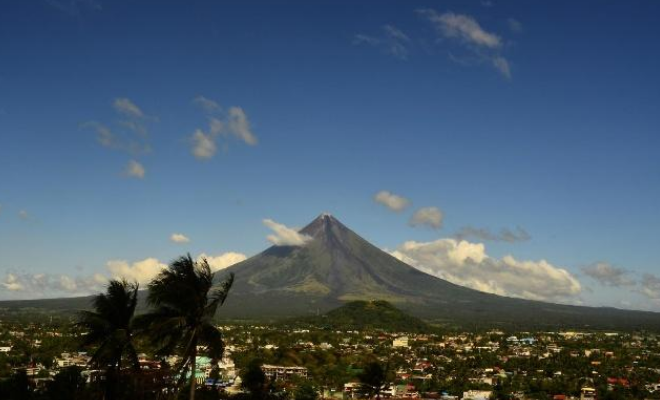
0, 0, 659, 308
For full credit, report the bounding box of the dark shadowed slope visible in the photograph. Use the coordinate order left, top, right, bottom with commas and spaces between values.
2, 214, 660, 330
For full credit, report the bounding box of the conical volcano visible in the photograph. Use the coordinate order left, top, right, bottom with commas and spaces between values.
223, 213, 466, 304
3, 214, 660, 330
216, 214, 660, 329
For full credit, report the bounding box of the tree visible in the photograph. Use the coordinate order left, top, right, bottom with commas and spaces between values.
77, 279, 140, 400
45, 366, 86, 400
241, 359, 268, 400
138, 254, 234, 400
358, 361, 390, 400
294, 382, 319, 400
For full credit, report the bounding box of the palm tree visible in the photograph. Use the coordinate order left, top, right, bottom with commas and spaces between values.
358, 361, 390, 400
77, 279, 140, 400
137, 253, 234, 400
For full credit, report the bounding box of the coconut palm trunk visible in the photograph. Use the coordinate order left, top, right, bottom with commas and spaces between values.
137, 253, 234, 400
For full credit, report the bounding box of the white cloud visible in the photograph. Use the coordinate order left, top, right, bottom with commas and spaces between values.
190, 97, 258, 160
113, 97, 144, 119
125, 160, 145, 179
354, 25, 411, 60
2, 274, 24, 291
228, 107, 258, 145
639, 274, 660, 299
581, 262, 635, 287
418, 9, 513, 79
194, 96, 222, 114
18, 210, 29, 220
263, 219, 312, 246
454, 225, 530, 243
191, 129, 217, 159
170, 233, 190, 243
106, 257, 167, 284
390, 238, 582, 302
410, 207, 443, 229
0, 272, 108, 297
82, 121, 116, 148
492, 56, 512, 80
374, 190, 410, 212
198, 252, 247, 272
420, 10, 501, 48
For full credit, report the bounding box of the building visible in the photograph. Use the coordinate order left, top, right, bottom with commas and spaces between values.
393, 336, 410, 348
580, 387, 596, 400
261, 364, 308, 381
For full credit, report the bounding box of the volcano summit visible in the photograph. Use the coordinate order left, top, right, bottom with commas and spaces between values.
215, 214, 660, 329
2, 214, 660, 330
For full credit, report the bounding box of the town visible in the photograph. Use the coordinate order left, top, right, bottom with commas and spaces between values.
2, 315, 660, 400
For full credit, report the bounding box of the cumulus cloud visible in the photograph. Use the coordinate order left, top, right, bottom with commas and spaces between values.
170, 233, 190, 243
263, 219, 312, 246
409, 207, 443, 229
191, 129, 217, 159
190, 97, 258, 160
454, 226, 530, 243
124, 160, 145, 179
106, 257, 167, 284
0, 272, 107, 296
581, 262, 635, 287
639, 274, 660, 299
374, 190, 410, 212
1, 273, 24, 291
418, 9, 513, 78
354, 25, 411, 60
198, 252, 247, 272
390, 238, 582, 302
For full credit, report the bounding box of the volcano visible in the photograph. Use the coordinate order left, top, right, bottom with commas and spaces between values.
2, 214, 660, 330
214, 214, 660, 329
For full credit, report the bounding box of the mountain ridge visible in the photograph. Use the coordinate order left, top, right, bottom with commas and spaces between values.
1, 214, 659, 330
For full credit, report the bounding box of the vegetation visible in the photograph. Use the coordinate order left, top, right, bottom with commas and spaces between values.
77, 279, 140, 400
298, 300, 430, 333
137, 254, 234, 400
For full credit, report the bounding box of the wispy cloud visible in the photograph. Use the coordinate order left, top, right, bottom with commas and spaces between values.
354, 25, 411, 60
113, 98, 144, 119
124, 160, 145, 179
420, 10, 501, 48
374, 190, 410, 212
581, 262, 636, 287
409, 206, 443, 229
82, 97, 155, 176
454, 226, 530, 243
189, 96, 258, 160
263, 219, 312, 246
417, 9, 513, 79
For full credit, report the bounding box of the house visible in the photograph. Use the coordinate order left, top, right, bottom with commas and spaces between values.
462, 390, 492, 400
261, 364, 308, 381
393, 336, 410, 348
